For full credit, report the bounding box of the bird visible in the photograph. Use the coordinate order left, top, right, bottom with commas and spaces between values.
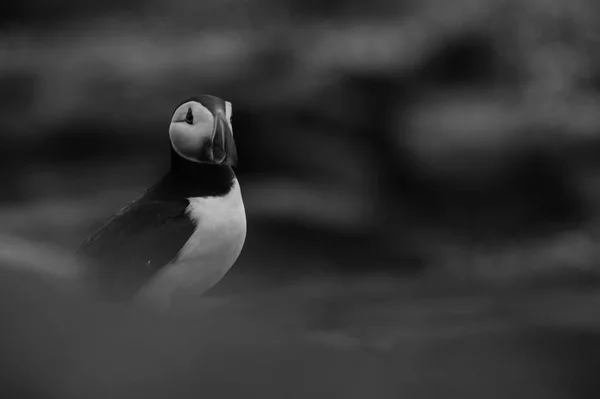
77, 95, 246, 308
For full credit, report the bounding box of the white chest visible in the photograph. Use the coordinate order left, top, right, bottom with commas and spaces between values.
180, 179, 247, 268
135, 179, 246, 307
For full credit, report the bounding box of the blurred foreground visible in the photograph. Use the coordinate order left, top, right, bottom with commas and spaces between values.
1, 238, 600, 399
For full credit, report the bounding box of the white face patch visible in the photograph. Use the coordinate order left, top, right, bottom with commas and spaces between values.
171, 101, 213, 124
169, 101, 214, 162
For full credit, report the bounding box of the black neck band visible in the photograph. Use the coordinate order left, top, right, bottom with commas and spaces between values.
146, 149, 235, 200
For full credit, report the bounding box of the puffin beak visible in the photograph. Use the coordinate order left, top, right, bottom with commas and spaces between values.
211, 112, 238, 166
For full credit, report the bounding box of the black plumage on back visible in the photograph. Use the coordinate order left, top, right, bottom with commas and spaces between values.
78, 161, 236, 299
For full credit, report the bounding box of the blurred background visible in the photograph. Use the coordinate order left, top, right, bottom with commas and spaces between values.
2, 0, 600, 397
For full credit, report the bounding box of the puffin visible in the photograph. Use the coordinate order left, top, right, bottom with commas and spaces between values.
77, 95, 246, 307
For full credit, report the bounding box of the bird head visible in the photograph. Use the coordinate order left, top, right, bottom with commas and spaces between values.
169, 95, 237, 166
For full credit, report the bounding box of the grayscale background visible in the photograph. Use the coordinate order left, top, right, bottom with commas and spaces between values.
1, 0, 600, 398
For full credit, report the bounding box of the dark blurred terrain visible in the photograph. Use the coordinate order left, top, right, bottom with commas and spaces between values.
2, 0, 600, 397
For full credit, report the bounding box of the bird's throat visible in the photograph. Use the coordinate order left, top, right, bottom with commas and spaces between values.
149, 149, 236, 199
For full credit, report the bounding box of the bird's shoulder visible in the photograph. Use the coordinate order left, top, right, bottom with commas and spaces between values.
78, 189, 195, 258
77, 187, 199, 298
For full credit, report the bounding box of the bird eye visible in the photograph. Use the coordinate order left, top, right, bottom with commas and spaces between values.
185, 108, 194, 124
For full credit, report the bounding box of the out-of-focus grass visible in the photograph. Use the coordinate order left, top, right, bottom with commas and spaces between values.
1, 238, 599, 399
